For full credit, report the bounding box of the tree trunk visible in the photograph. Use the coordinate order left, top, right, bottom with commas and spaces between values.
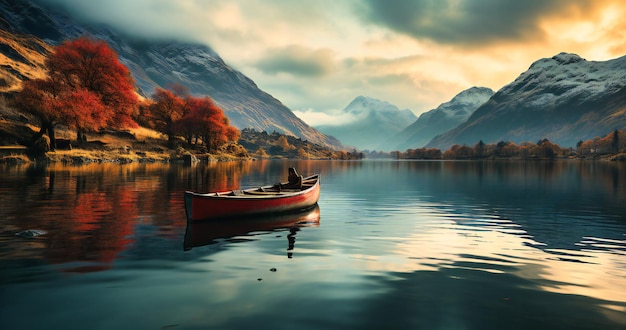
46, 122, 57, 151
76, 129, 87, 143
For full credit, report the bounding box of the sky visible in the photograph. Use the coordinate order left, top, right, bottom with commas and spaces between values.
36, 0, 626, 126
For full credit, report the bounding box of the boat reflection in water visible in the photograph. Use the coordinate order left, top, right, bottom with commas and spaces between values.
183, 205, 320, 253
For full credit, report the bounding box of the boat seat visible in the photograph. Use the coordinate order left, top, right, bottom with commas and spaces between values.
244, 190, 284, 195
229, 190, 244, 196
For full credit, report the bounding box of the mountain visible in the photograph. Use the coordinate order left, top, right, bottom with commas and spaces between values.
0, 28, 52, 93
385, 87, 494, 151
0, 0, 342, 149
427, 53, 626, 150
315, 96, 417, 151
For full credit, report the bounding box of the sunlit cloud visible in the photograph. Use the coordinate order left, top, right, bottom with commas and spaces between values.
33, 0, 626, 121
357, 0, 596, 46
255, 46, 336, 77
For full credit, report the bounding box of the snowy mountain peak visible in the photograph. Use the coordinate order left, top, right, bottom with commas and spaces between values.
502, 52, 626, 106
551, 52, 585, 64
316, 96, 417, 150
427, 86, 494, 120
528, 52, 585, 71
447, 87, 494, 109
345, 96, 403, 115
427, 53, 626, 150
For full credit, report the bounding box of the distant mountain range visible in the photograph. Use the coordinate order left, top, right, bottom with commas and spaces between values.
427, 53, 626, 149
384, 87, 494, 151
315, 50, 626, 153
0, 0, 343, 149
315, 96, 417, 151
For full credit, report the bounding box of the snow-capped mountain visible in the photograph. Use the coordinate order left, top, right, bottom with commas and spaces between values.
427, 53, 626, 150
384, 87, 494, 151
315, 96, 417, 151
0, 0, 342, 149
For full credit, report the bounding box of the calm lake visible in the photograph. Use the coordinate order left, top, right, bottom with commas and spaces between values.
1, 159, 625, 329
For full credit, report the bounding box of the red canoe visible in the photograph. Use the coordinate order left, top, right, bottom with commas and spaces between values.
184, 174, 320, 221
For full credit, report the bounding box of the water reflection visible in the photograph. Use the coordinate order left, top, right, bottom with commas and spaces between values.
0, 162, 255, 275
183, 205, 321, 253
1, 160, 626, 328
1, 160, 624, 273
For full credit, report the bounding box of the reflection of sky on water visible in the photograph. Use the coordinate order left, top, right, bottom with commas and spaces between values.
382, 202, 626, 313
1, 160, 625, 329
313, 160, 626, 318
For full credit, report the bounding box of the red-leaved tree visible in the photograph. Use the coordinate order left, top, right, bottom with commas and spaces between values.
15, 37, 138, 149
145, 88, 186, 143
172, 95, 239, 152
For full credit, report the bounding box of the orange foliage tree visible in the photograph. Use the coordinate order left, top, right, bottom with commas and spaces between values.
143, 87, 240, 151
15, 37, 138, 149
578, 129, 625, 156
144, 91, 240, 151
145, 88, 186, 143
443, 144, 474, 159
171, 95, 240, 152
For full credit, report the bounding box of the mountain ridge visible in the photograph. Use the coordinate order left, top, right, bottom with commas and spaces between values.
384, 87, 494, 151
427, 52, 626, 150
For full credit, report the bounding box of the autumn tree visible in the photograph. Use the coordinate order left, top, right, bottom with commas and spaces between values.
500, 142, 519, 158
14, 37, 138, 148
275, 135, 294, 151
536, 138, 561, 158
255, 147, 268, 158
518, 142, 537, 159
578, 129, 626, 156
443, 144, 474, 159
14, 79, 58, 145
145, 88, 186, 144
297, 147, 310, 159
173, 95, 239, 152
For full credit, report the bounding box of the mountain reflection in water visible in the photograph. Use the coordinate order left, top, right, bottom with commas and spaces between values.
0, 160, 625, 329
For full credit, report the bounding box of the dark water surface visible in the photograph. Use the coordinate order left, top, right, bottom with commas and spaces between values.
1, 160, 625, 329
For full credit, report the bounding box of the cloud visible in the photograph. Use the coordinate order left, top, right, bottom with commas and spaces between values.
292, 109, 359, 127
357, 0, 596, 46
254, 46, 337, 77
31, 0, 626, 121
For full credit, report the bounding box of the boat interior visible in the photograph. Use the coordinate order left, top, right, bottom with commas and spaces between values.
221, 175, 318, 197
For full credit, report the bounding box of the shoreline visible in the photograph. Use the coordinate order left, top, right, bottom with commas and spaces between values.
2, 150, 623, 166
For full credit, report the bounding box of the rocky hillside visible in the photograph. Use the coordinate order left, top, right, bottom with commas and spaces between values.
385, 87, 494, 151
0, 0, 342, 149
0, 29, 51, 93
427, 53, 626, 150
316, 96, 417, 151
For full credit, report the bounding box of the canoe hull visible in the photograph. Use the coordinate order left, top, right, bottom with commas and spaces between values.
184, 174, 320, 221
